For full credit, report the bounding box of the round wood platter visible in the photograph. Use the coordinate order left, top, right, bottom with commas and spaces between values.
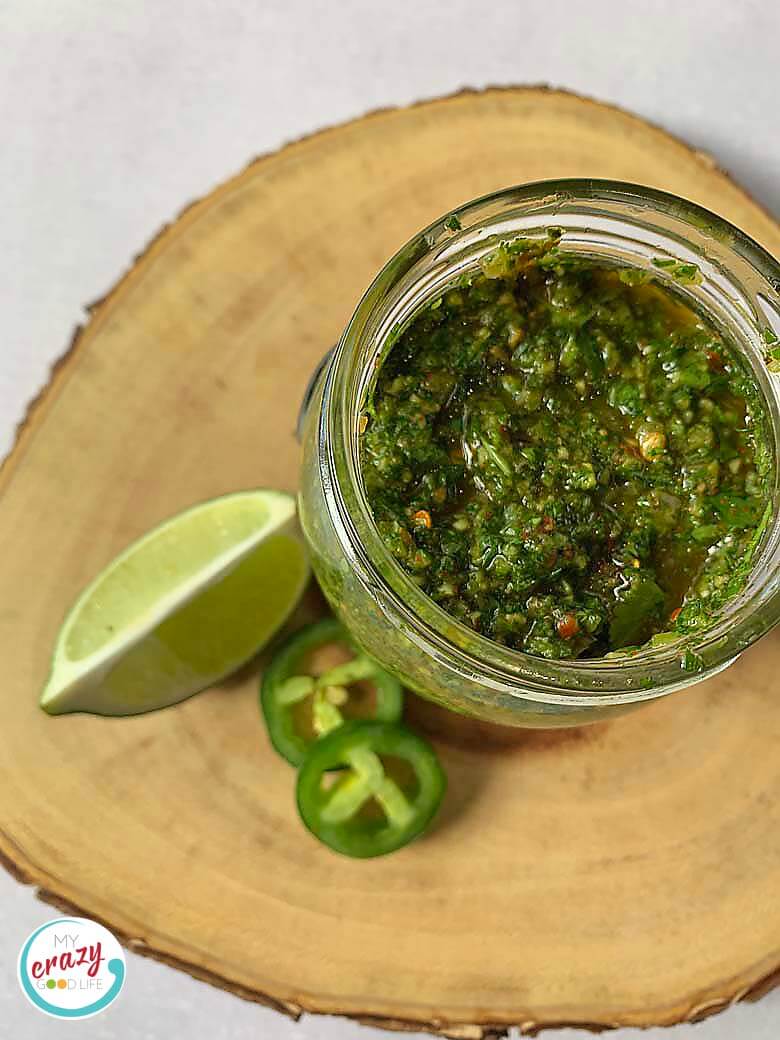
2, 88, 780, 1038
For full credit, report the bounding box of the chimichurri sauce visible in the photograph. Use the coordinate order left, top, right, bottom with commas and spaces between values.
360, 236, 771, 660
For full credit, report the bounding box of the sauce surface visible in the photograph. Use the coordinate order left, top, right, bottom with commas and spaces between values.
360, 237, 770, 659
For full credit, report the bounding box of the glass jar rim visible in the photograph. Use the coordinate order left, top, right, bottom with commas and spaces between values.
319, 179, 780, 706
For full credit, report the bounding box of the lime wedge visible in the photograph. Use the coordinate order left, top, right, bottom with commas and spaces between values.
40, 490, 309, 716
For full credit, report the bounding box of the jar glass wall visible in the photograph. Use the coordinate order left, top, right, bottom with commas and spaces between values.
299, 180, 780, 727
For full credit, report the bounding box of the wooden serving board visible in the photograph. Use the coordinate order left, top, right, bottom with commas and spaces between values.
1, 88, 780, 1038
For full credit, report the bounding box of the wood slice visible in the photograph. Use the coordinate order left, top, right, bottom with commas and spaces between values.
1, 87, 780, 1037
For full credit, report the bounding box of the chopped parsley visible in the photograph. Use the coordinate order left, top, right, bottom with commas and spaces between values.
360, 238, 771, 660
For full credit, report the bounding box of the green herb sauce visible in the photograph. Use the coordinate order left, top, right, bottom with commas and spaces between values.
360, 236, 771, 659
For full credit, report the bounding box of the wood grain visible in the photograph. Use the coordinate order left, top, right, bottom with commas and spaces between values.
1, 87, 779, 1036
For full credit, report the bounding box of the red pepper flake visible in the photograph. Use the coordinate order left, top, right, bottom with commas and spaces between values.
669, 607, 682, 623
412, 509, 432, 529
706, 350, 724, 371
556, 613, 579, 640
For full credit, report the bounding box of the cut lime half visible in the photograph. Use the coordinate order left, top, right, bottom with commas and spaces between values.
40, 490, 309, 716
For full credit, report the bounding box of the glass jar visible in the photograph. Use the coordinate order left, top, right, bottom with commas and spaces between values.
298, 180, 780, 727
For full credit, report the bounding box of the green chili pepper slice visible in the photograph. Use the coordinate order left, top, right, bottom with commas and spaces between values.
296, 720, 446, 858
260, 618, 403, 767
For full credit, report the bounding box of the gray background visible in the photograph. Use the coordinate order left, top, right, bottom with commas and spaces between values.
1, 0, 778, 1037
